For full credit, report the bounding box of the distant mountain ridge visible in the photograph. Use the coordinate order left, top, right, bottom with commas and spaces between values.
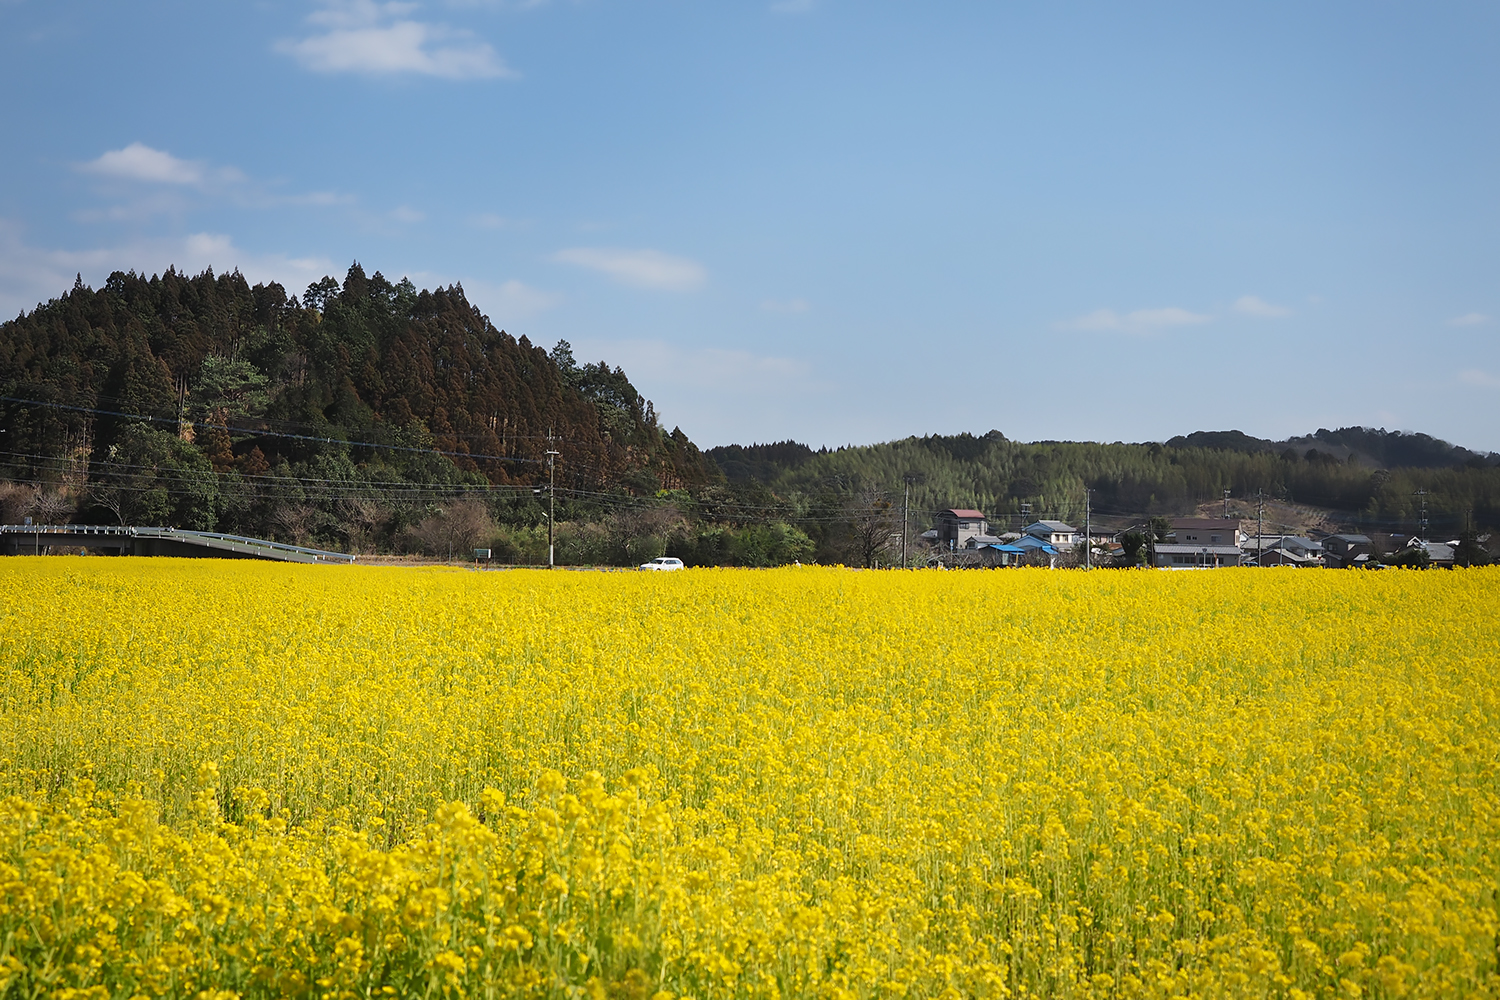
704, 428, 1500, 537
1164, 427, 1497, 469
710, 426, 1496, 484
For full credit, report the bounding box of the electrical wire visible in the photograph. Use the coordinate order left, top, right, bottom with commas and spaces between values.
0, 395, 558, 466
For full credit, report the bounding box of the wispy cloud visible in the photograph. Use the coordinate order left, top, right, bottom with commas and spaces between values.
0, 219, 331, 318
1059, 306, 1211, 335
74, 143, 351, 219
760, 297, 810, 314
1458, 369, 1500, 389
278, 0, 514, 79
389, 205, 426, 223
552, 247, 706, 291
1450, 312, 1490, 327
463, 278, 561, 320
1233, 294, 1291, 318
79, 142, 208, 185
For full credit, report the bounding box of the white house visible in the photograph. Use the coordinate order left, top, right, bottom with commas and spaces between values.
1022, 520, 1077, 547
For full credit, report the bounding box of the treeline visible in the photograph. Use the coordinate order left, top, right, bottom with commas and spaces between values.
709, 429, 1500, 539
0, 264, 739, 557
7, 264, 1498, 565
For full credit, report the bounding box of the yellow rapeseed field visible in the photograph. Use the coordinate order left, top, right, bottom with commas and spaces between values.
0, 559, 1495, 1000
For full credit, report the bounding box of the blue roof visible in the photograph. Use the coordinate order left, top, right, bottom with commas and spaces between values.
1011, 535, 1058, 553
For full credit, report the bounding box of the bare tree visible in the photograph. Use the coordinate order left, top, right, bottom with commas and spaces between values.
339, 497, 391, 554
605, 503, 686, 565
28, 487, 74, 526
88, 482, 130, 525
846, 487, 899, 568
408, 498, 494, 561
272, 503, 319, 546
0, 483, 32, 524
444, 498, 494, 558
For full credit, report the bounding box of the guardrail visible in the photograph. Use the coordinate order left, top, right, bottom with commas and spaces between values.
0, 525, 356, 564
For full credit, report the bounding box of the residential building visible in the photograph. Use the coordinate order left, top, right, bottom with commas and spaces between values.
970, 543, 1026, 567
1022, 520, 1077, 547
1011, 533, 1061, 567
1170, 518, 1243, 547
1323, 533, 1373, 569
1396, 537, 1457, 568
1152, 543, 1243, 568
1242, 535, 1323, 567
1425, 541, 1457, 567
934, 509, 988, 549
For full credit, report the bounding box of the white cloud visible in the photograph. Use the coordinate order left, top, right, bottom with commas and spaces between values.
1060, 306, 1211, 335
1233, 294, 1291, 318
552, 247, 706, 291
75, 143, 349, 218
1458, 369, 1500, 389
760, 297, 810, 313
390, 205, 426, 223
278, 1, 514, 79
0, 219, 331, 318
1450, 312, 1490, 327
79, 143, 205, 185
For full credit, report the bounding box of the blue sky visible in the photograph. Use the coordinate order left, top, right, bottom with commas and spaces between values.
2, 1, 1497, 451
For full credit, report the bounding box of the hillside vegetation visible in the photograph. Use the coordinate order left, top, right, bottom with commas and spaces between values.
0, 265, 715, 550
709, 428, 1500, 539
4, 264, 1498, 562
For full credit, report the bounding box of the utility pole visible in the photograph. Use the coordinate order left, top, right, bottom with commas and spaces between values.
1019, 501, 1031, 534
1223, 488, 1231, 519
1414, 488, 1428, 546
1256, 489, 1264, 564
546, 429, 559, 568
901, 479, 909, 570
1084, 489, 1091, 570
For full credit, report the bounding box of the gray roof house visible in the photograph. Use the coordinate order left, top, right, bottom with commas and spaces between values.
1022, 520, 1077, 546
1323, 533, 1373, 569
1242, 535, 1323, 568
1153, 543, 1243, 568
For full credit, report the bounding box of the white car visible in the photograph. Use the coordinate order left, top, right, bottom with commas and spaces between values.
639, 556, 685, 571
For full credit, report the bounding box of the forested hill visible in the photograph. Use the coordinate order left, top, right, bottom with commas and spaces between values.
0, 264, 714, 528
707, 429, 1500, 537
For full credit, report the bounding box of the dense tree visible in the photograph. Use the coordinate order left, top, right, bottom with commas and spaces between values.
0, 265, 718, 551
707, 431, 1500, 539
8, 266, 1498, 564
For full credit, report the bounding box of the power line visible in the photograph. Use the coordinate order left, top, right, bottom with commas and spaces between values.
3, 387, 566, 443
0, 395, 562, 466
